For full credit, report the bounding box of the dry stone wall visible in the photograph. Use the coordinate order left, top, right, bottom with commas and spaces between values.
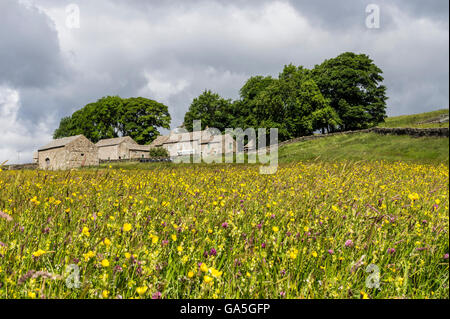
278, 127, 449, 148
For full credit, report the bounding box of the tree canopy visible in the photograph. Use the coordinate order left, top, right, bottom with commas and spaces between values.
53, 96, 171, 144
182, 52, 387, 141
183, 90, 234, 132
312, 52, 387, 130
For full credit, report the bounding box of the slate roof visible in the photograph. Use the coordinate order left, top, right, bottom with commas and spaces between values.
129, 145, 151, 151
96, 136, 137, 147
38, 135, 83, 151
150, 135, 170, 147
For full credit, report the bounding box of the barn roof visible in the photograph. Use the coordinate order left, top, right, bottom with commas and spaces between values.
163, 130, 212, 144
129, 144, 151, 151
149, 135, 169, 147
96, 136, 137, 147
38, 135, 84, 151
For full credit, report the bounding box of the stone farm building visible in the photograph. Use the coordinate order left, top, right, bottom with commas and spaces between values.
96, 136, 150, 161
150, 129, 236, 157
37, 135, 99, 170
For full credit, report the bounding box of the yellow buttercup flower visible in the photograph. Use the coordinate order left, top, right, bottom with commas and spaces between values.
32, 249, 46, 257
200, 263, 208, 272
136, 286, 148, 296
81, 226, 90, 237
210, 268, 222, 278
101, 259, 110, 267
203, 275, 213, 283
123, 223, 132, 232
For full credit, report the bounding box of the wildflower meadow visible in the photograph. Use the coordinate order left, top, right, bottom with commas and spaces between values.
0, 161, 448, 299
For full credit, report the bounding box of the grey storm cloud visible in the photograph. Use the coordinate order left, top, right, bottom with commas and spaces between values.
0, 0, 448, 164
0, 0, 67, 88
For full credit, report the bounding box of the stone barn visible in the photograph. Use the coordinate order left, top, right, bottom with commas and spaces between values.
96, 136, 150, 161
37, 135, 99, 170
149, 129, 236, 158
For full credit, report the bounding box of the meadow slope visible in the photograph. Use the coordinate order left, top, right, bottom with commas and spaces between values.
0, 161, 448, 299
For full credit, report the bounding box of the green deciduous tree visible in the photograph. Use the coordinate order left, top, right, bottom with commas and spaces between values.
182, 52, 387, 140
183, 90, 233, 132
235, 65, 334, 141
53, 96, 171, 144
312, 52, 387, 130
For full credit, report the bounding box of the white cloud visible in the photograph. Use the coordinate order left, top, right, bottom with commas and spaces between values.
139, 72, 190, 104
0, 86, 52, 164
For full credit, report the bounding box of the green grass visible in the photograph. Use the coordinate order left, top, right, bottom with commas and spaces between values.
96, 132, 449, 170
1, 161, 448, 299
278, 133, 449, 164
378, 109, 449, 128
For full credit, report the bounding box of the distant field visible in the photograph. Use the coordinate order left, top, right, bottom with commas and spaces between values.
378, 109, 449, 128
278, 133, 449, 164
97, 132, 449, 169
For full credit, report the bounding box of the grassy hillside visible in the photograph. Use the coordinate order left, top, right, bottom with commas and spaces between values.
378, 109, 449, 128
278, 132, 449, 164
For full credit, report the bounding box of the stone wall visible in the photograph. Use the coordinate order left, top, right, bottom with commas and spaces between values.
98, 145, 119, 161
5, 163, 38, 170
98, 142, 139, 160
277, 127, 449, 148
130, 150, 150, 159
38, 147, 69, 170
371, 127, 449, 137
118, 142, 130, 159
66, 136, 99, 168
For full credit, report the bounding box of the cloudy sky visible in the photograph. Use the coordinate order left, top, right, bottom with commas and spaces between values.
1, 0, 448, 164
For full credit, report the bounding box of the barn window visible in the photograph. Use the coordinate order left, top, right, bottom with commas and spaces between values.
45, 158, 50, 165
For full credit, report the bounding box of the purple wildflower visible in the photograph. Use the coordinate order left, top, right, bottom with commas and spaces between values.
387, 248, 396, 254
221, 222, 228, 228
345, 239, 354, 248
152, 291, 162, 299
